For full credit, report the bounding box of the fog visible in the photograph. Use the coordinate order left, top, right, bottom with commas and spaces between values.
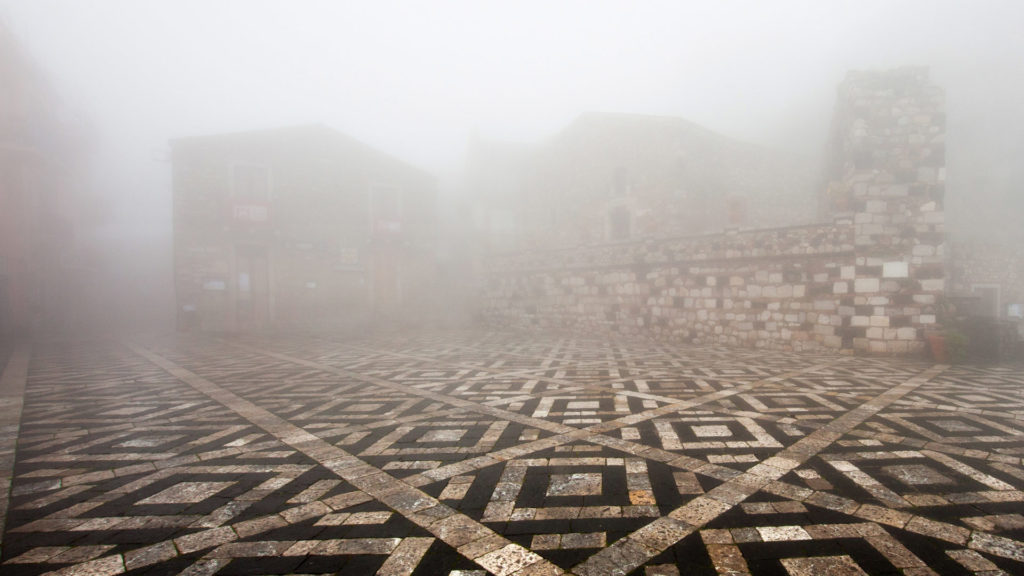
2, 0, 1023, 336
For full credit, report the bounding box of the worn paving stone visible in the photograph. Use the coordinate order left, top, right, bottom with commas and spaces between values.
0, 332, 1023, 574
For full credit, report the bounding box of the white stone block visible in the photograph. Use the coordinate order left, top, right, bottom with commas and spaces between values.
882, 262, 909, 278
869, 316, 890, 327
833, 282, 848, 294
920, 278, 944, 292
897, 327, 918, 340
866, 200, 887, 213
851, 315, 870, 327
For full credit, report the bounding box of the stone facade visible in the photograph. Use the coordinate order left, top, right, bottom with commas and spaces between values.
480, 68, 947, 355
172, 125, 437, 332
950, 238, 1024, 319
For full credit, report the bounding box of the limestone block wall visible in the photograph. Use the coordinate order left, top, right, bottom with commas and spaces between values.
950, 239, 1024, 317
824, 68, 946, 353
481, 224, 861, 352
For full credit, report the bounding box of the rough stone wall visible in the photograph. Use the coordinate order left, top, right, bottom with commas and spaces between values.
950, 239, 1024, 317
481, 224, 856, 352
479, 68, 946, 355
824, 68, 946, 353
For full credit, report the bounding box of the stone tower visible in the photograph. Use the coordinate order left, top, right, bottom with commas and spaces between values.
825, 67, 946, 353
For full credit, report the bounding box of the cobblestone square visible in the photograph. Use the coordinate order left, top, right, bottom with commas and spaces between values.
2, 332, 1023, 575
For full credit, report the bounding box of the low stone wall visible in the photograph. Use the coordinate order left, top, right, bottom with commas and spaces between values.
481, 224, 852, 352
480, 221, 945, 354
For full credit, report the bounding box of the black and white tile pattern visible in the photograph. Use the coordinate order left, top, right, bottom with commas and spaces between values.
1, 332, 1022, 575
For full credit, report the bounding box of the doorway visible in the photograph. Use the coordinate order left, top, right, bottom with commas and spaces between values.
236, 246, 270, 330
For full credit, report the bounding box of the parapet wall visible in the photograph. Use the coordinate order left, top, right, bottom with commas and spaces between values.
481, 219, 941, 353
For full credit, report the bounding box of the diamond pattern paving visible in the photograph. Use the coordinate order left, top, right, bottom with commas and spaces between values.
1, 331, 1023, 575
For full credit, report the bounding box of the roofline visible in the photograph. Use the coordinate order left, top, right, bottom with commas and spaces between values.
169, 123, 435, 182
168, 123, 334, 144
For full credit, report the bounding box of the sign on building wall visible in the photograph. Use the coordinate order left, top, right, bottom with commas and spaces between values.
230, 202, 270, 224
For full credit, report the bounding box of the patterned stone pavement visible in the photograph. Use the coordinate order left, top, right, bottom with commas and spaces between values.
1, 331, 1023, 575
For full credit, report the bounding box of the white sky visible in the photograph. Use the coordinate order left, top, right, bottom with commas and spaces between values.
2, 0, 1023, 238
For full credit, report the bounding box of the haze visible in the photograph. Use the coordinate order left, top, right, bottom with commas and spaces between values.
6, 4, 1024, 573
1, 0, 1023, 332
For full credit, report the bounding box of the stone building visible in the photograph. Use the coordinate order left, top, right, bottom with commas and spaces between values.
0, 23, 95, 336
172, 125, 437, 332
479, 68, 950, 355
949, 238, 1024, 321
467, 112, 816, 253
